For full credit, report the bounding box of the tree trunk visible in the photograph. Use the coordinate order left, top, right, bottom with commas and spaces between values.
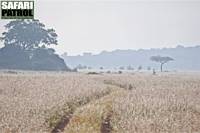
160, 63, 164, 72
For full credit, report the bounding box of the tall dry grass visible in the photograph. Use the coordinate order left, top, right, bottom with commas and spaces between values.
1, 72, 200, 133
107, 73, 200, 133
0, 72, 109, 133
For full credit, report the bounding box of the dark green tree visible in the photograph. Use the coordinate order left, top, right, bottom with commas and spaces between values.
0, 20, 67, 71
0, 19, 58, 50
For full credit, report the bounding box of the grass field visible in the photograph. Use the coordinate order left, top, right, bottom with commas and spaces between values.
0, 71, 200, 133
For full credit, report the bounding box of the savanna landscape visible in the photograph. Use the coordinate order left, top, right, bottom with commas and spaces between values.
0, 71, 200, 133
0, 1, 200, 133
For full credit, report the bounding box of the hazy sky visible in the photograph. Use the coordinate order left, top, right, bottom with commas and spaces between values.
1, 0, 200, 55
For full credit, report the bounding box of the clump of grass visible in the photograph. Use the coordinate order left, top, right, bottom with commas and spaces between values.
48, 110, 64, 128
104, 80, 134, 91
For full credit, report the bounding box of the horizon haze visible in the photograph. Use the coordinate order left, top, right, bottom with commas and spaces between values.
1, 0, 200, 55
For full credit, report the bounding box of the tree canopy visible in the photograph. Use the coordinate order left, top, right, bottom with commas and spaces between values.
150, 55, 174, 72
150, 56, 174, 64
0, 19, 58, 50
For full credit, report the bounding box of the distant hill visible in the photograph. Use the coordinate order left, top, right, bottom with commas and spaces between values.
62, 45, 200, 71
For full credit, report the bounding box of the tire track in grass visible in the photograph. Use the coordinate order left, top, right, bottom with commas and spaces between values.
50, 88, 113, 133
63, 89, 126, 133
51, 112, 73, 133
51, 79, 128, 133
101, 110, 113, 133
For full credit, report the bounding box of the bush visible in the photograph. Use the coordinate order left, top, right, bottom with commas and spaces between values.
87, 72, 99, 75
118, 71, 122, 74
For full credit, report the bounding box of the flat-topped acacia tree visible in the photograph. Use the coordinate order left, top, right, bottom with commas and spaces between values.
150, 55, 174, 72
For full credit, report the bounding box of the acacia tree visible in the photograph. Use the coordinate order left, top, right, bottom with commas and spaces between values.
150, 55, 174, 72
0, 19, 58, 50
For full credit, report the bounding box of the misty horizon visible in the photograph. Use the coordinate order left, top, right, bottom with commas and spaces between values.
62, 44, 199, 56
1, 0, 200, 55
